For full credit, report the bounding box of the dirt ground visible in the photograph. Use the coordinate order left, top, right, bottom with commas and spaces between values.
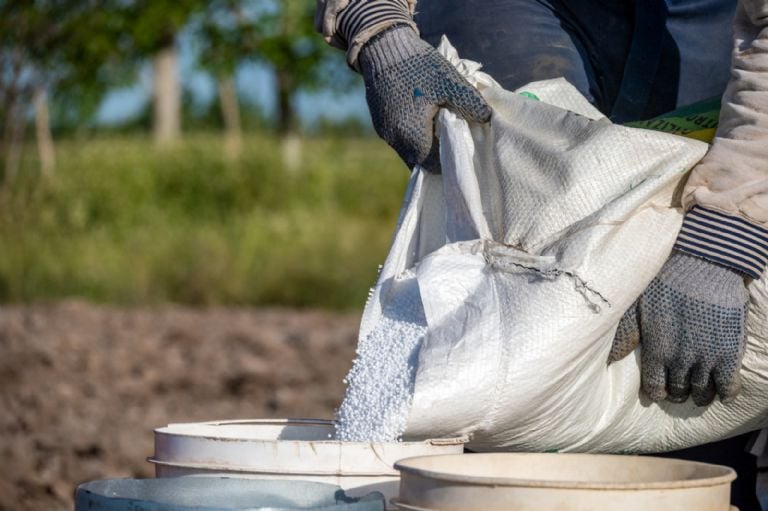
0, 301, 360, 511
2, 301, 766, 511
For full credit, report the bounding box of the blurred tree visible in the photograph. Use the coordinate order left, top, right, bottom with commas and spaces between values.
124, 0, 203, 146
0, 0, 360, 182
255, 0, 349, 136
198, 0, 355, 136
0, 1, 51, 184
191, 0, 356, 169
194, 0, 261, 159
0, 0, 130, 184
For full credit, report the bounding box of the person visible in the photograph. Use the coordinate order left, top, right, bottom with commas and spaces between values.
315, 0, 767, 508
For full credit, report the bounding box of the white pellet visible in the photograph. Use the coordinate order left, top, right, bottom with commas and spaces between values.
335, 277, 426, 442
334, 317, 425, 442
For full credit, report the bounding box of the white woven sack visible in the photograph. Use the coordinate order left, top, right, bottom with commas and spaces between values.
359, 38, 768, 453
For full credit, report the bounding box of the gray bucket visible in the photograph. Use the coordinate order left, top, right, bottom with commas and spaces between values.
74, 477, 386, 511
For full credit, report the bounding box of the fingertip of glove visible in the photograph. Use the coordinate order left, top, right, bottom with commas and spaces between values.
465, 96, 492, 124
444, 82, 492, 124
418, 142, 441, 173
477, 104, 493, 124
608, 312, 640, 364
717, 381, 741, 405
713, 369, 741, 405
691, 379, 716, 407
607, 341, 636, 364
606, 344, 632, 365
641, 363, 668, 402
645, 386, 668, 402
692, 392, 716, 407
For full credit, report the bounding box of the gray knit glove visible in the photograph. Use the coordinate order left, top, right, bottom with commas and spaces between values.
609, 251, 749, 406
358, 25, 492, 171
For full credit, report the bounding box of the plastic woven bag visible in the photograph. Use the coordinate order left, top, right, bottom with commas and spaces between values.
353, 38, 768, 453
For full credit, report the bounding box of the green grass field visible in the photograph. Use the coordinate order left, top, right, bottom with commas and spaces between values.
0, 133, 409, 309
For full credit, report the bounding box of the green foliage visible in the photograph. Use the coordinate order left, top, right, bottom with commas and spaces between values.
51, 2, 138, 122
0, 133, 408, 308
253, 0, 341, 91
1, 0, 360, 138
0, 0, 133, 122
123, 0, 204, 53
194, 0, 261, 77
189, 0, 356, 134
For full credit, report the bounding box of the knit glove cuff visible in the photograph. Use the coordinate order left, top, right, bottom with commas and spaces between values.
359, 25, 430, 76
336, 0, 419, 70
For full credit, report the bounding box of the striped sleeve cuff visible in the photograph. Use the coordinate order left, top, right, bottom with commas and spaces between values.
675, 206, 768, 279
336, 0, 416, 68
337, 0, 413, 43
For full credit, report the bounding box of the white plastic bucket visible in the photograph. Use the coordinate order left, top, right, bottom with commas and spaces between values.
148, 419, 466, 506
393, 453, 736, 511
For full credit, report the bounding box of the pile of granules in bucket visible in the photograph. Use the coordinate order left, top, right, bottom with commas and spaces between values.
334, 278, 425, 442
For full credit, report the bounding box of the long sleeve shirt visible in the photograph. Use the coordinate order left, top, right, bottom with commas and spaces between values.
316, 0, 768, 278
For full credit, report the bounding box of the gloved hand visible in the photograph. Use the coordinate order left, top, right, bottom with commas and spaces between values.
609, 251, 749, 406
358, 25, 492, 171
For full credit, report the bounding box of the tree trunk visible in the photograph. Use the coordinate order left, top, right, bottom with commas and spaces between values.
2, 99, 25, 189
281, 134, 302, 173
1, 49, 25, 189
34, 86, 55, 177
276, 70, 295, 136
152, 44, 181, 146
275, 70, 301, 171
217, 75, 241, 160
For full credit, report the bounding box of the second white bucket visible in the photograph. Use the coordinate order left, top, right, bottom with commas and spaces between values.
393, 452, 737, 511
148, 418, 466, 505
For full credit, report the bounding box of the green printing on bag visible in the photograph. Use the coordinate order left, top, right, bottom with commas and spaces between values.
518, 91, 540, 101
519, 91, 719, 142
625, 97, 721, 143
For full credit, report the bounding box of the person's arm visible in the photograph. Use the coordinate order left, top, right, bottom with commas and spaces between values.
676, 0, 768, 278
610, 0, 767, 406
314, 0, 491, 171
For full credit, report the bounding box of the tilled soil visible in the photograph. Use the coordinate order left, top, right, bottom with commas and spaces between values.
0, 301, 360, 511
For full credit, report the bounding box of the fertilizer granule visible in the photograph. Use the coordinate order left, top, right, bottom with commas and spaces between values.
334, 277, 425, 442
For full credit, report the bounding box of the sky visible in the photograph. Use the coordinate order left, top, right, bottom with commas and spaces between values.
95, 30, 371, 130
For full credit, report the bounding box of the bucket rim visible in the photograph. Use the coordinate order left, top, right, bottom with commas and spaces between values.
394, 453, 737, 491
154, 418, 468, 447
147, 458, 402, 477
